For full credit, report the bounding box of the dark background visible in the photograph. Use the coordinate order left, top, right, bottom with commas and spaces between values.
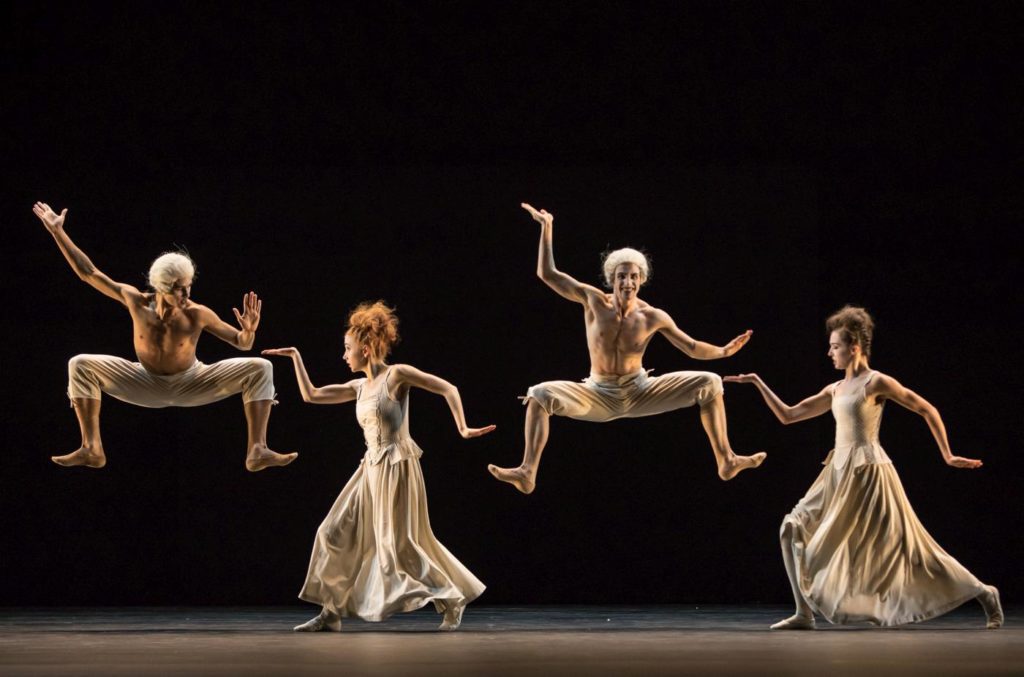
3, 2, 1020, 606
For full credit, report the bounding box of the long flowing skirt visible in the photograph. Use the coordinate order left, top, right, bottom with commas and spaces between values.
784, 452, 983, 626
299, 457, 485, 621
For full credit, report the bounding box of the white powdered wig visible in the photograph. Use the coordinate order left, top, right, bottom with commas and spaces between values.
601, 248, 650, 287
148, 252, 196, 292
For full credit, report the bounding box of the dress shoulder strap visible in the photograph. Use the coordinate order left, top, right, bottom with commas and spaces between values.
381, 364, 400, 401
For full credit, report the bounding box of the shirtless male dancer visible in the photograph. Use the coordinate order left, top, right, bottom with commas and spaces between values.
33, 201, 296, 471
488, 203, 766, 494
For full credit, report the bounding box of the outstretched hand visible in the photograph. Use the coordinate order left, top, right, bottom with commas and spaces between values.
723, 373, 760, 385
234, 292, 262, 333
723, 330, 753, 356
461, 424, 497, 439
521, 202, 553, 227
945, 455, 983, 469
33, 202, 67, 233
262, 347, 299, 358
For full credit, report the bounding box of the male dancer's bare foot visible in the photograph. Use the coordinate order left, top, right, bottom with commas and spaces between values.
487, 464, 536, 494
717, 452, 767, 480
245, 444, 298, 472
52, 445, 106, 468
770, 614, 816, 630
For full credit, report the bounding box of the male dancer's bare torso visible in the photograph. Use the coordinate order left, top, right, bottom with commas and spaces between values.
584, 294, 662, 376
127, 294, 222, 374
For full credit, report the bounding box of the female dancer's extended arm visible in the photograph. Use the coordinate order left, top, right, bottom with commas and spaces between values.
870, 373, 982, 468
723, 373, 832, 424
390, 364, 496, 438
262, 347, 358, 404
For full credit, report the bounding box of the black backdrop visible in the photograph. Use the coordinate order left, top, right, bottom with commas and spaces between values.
3, 3, 1020, 606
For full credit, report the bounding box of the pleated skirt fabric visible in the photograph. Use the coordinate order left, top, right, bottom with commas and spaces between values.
299, 457, 485, 621
784, 452, 983, 626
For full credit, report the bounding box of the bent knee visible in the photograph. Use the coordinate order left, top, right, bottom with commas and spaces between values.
696, 372, 724, 405
241, 357, 273, 378
68, 354, 99, 375
524, 385, 556, 415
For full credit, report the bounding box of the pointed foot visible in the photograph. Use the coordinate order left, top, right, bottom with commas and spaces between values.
246, 445, 298, 472
52, 446, 106, 468
487, 464, 536, 494
293, 610, 341, 632
980, 585, 1003, 629
719, 451, 767, 480
438, 600, 465, 631
770, 614, 816, 630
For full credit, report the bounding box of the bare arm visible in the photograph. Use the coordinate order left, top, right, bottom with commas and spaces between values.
655, 310, 753, 360
723, 373, 832, 424
201, 292, 261, 350
871, 373, 982, 468
33, 202, 141, 305
261, 347, 358, 404
390, 364, 496, 438
521, 202, 602, 304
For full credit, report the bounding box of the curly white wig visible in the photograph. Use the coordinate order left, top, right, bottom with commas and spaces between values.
148, 252, 196, 292
601, 248, 650, 288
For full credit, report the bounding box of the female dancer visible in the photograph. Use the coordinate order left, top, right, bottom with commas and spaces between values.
725, 306, 1002, 630
264, 301, 492, 632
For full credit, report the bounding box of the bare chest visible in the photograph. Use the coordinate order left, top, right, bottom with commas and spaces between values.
586, 305, 652, 353
131, 307, 201, 346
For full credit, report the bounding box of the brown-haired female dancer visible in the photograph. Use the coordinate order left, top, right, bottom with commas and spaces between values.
725, 305, 1002, 630
264, 301, 492, 632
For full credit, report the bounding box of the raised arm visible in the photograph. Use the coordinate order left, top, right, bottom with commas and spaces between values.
871, 373, 982, 468
200, 292, 262, 350
390, 364, 496, 438
521, 202, 600, 304
261, 347, 358, 404
655, 309, 753, 360
33, 202, 141, 305
723, 373, 832, 424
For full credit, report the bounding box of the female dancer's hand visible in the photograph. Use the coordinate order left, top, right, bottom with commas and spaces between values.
262, 347, 299, 357
723, 373, 760, 384
945, 455, 983, 469
460, 424, 497, 439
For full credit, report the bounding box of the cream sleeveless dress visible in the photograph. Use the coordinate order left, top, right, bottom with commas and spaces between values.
783, 371, 985, 626
299, 366, 485, 621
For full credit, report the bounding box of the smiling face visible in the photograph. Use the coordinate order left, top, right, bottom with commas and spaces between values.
827, 329, 859, 370
343, 331, 370, 372
612, 262, 643, 302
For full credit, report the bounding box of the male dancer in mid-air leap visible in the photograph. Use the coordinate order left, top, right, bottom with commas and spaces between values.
33, 201, 296, 471
488, 203, 765, 494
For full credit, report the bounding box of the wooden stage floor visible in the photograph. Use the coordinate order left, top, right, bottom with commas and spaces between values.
1, 606, 1019, 675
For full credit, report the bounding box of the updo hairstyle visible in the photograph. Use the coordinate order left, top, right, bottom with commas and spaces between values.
825, 305, 875, 358
346, 301, 400, 360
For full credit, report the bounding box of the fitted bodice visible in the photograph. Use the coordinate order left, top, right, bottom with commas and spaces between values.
355, 366, 422, 465
828, 371, 891, 469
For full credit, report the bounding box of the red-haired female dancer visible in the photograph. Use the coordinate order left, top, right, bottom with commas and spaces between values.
265, 301, 493, 631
